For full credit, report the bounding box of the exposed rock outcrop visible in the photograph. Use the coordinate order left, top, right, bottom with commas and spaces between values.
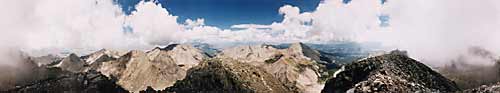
29, 54, 62, 66
322, 50, 459, 93
97, 50, 185, 92
54, 53, 86, 73
165, 58, 299, 93
147, 44, 207, 70
287, 43, 323, 63
81, 49, 123, 65
217, 42, 325, 93
461, 82, 500, 93
10, 70, 128, 93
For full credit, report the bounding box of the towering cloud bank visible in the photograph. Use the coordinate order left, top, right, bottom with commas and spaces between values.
0, 0, 499, 67
237, 0, 500, 66
357, 0, 500, 65
232, 0, 500, 66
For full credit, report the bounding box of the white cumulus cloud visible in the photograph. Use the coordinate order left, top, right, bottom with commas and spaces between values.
1, 0, 500, 67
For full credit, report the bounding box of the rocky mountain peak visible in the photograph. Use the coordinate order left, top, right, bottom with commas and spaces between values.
216, 44, 280, 64
322, 50, 459, 93
96, 49, 186, 92
217, 43, 322, 64
67, 53, 81, 61
217, 42, 325, 92
166, 44, 206, 69
125, 50, 145, 57
288, 42, 308, 51
93, 44, 207, 92
150, 44, 179, 52
147, 44, 207, 70
81, 49, 123, 65
8, 44, 500, 93
287, 42, 322, 62
29, 54, 62, 66
54, 53, 86, 73
163, 44, 180, 50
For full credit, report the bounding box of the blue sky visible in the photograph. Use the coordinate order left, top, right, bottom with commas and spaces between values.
114, 0, 322, 29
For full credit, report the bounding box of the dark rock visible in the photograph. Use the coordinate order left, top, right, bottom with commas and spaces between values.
0, 54, 65, 91
10, 70, 128, 93
460, 82, 500, 93
30, 54, 62, 66
139, 86, 168, 93
56, 53, 86, 72
165, 58, 299, 93
322, 50, 459, 93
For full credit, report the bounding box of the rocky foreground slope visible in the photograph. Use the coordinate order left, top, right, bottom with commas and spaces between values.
322, 50, 460, 93
10, 70, 128, 93
461, 82, 500, 93
165, 58, 299, 92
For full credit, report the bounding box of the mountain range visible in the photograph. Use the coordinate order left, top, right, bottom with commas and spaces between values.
2, 42, 499, 93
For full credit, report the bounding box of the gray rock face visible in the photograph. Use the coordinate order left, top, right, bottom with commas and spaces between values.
55, 53, 86, 73
166, 58, 299, 93
217, 42, 325, 93
322, 50, 460, 93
